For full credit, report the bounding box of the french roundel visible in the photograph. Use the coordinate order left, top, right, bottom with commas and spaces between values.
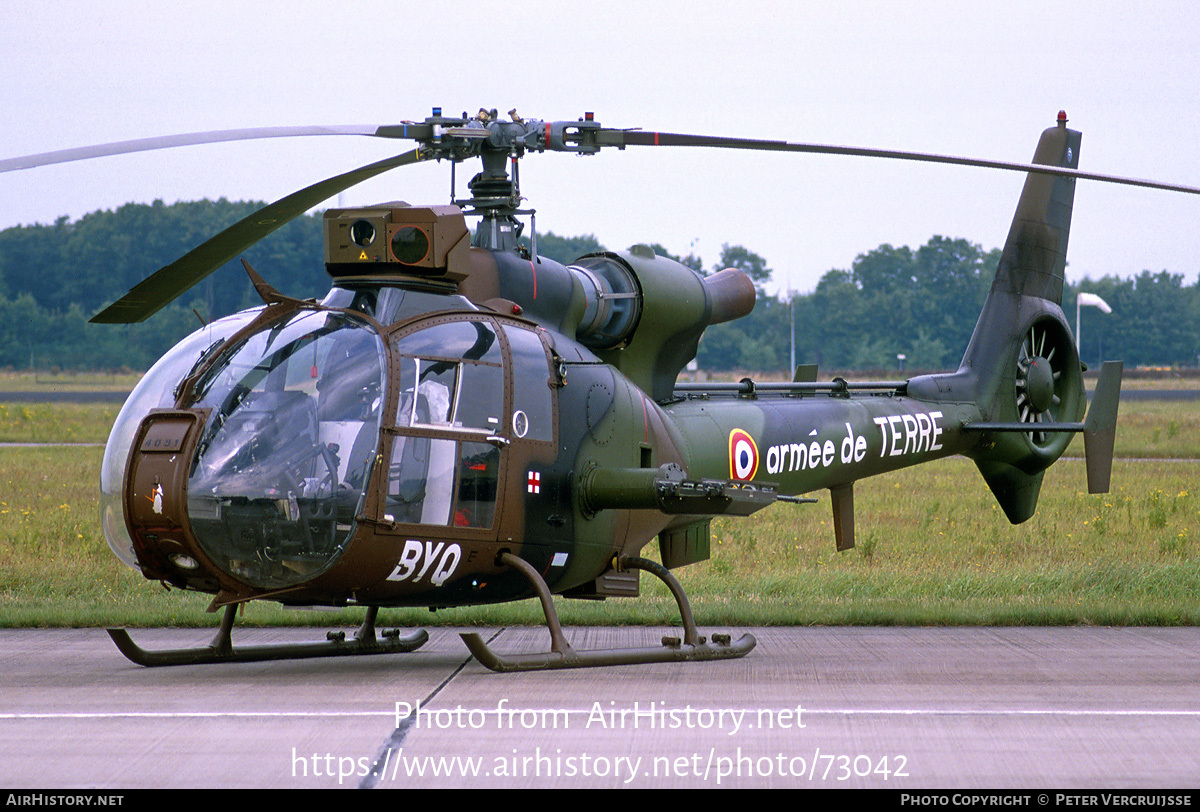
728, 429, 759, 481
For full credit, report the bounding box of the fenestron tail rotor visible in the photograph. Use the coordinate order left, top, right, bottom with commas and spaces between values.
1015, 320, 1071, 445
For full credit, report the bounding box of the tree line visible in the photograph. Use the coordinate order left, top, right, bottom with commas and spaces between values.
711, 241, 1198, 373
0, 199, 1195, 373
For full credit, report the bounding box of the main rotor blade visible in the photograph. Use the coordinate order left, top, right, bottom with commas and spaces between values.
0, 126, 395, 174
608, 131, 1200, 196
90, 147, 427, 324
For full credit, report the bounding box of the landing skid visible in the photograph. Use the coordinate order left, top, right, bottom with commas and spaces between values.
107, 605, 428, 667
461, 553, 756, 672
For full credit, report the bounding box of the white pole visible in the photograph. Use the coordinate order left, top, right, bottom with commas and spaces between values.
1080, 296, 1089, 350
789, 292, 796, 374
1076, 292, 1114, 356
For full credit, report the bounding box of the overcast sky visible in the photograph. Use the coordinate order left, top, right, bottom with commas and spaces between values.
2, 0, 1198, 295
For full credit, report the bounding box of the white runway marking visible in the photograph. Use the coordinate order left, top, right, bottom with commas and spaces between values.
7, 707, 1200, 720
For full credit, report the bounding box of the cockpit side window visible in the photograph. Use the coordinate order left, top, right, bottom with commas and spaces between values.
393, 320, 504, 433
385, 318, 505, 529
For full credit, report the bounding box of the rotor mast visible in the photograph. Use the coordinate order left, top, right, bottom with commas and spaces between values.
460, 113, 527, 252
434, 107, 601, 252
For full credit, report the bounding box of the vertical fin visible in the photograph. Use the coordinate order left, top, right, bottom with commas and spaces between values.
959, 115, 1083, 383
989, 112, 1082, 304
1084, 361, 1123, 493
951, 115, 1088, 523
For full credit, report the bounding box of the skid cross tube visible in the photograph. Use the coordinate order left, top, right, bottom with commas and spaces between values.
107, 605, 428, 667
460, 552, 755, 672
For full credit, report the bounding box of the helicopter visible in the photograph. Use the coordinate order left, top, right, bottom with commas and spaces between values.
4, 107, 1191, 672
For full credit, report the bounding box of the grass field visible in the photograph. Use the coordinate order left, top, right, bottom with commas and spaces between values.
0, 402, 120, 443
0, 371, 141, 393
0, 400, 1196, 629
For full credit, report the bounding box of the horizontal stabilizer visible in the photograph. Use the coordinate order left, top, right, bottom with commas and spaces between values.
961, 420, 1085, 433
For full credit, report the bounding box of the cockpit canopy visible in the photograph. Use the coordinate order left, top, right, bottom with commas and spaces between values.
101, 287, 559, 595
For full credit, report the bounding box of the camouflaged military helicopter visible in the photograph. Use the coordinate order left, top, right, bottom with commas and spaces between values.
6, 108, 1191, 671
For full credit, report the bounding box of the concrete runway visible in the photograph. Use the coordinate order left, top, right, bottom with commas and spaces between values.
3, 625, 1199, 789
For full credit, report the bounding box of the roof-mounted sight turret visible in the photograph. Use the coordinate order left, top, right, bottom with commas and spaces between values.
323, 204, 473, 285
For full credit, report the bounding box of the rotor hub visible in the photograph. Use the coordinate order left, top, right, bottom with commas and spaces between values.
1024, 356, 1056, 413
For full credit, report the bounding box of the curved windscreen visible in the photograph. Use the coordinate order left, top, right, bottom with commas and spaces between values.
185, 310, 385, 589
100, 309, 262, 571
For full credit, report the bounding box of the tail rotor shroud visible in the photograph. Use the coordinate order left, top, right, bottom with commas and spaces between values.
1015, 319, 1076, 446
